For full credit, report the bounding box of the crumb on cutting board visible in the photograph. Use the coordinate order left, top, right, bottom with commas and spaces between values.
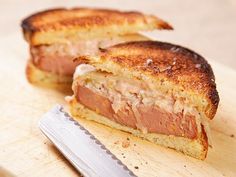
122, 140, 130, 148
114, 140, 119, 144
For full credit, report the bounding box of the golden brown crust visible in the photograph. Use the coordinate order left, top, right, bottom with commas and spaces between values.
84, 41, 219, 120
21, 7, 172, 45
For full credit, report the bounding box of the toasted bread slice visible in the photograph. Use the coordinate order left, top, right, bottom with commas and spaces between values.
21, 8, 172, 45
70, 41, 219, 159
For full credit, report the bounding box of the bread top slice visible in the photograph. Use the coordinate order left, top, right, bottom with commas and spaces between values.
78, 41, 219, 120
21, 8, 172, 45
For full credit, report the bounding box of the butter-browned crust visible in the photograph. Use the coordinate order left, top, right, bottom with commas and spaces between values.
83, 41, 219, 120
21, 8, 172, 45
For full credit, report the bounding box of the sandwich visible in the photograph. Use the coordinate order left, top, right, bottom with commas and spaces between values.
69, 41, 219, 159
21, 8, 172, 90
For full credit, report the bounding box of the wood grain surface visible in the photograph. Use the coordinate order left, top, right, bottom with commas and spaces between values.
0, 1, 236, 177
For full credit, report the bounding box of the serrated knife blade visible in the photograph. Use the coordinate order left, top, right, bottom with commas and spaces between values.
38, 105, 136, 177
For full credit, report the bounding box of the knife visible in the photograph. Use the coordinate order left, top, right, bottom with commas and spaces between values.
38, 105, 136, 177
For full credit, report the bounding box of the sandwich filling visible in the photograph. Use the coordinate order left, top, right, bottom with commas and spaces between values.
72, 64, 208, 140
30, 34, 148, 76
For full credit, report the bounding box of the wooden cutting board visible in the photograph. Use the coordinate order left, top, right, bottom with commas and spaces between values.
0, 33, 236, 177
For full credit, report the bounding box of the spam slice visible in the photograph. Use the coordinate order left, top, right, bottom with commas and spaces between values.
69, 41, 219, 159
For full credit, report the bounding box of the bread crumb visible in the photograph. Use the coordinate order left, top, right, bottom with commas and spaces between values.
160, 65, 171, 72
65, 95, 74, 103
146, 59, 153, 66
114, 140, 119, 145
195, 64, 201, 68
172, 57, 177, 65
134, 166, 139, 169
170, 47, 180, 53
122, 140, 130, 148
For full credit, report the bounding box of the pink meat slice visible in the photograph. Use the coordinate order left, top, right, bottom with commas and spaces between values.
30, 38, 126, 76
30, 45, 89, 76
32, 55, 82, 76
76, 85, 198, 139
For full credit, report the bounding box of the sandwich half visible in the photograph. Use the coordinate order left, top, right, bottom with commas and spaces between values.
21, 8, 172, 90
69, 41, 219, 160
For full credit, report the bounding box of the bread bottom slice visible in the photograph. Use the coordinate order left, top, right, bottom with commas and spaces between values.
69, 98, 208, 160
26, 60, 72, 92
